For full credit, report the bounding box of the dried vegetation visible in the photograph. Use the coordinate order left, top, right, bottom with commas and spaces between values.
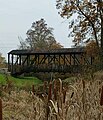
1, 72, 103, 120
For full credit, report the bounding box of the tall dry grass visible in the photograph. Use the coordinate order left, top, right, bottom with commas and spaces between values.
1, 72, 103, 119
0, 98, 2, 120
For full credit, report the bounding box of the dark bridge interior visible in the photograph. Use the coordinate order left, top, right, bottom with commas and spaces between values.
8, 48, 95, 75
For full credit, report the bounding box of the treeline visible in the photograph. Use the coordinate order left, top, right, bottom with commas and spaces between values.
0, 53, 7, 68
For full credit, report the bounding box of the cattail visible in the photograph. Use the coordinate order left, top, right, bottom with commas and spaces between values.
53, 79, 58, 90
82, 80, 85, 110
0, 98, 2, 120
47, 81, 52, 120
43, 81, 47, 92
63, 88, 66, 103
53, 87, 57, 101
32, 85, 35, 94
82, 80, 85, 89
58, 79, 63, 112
53, 80, 57, 100
71, 92, 74, 98
48, 81, 52, 101
99, 88, 101, 94
100, 86, 103, 105
59, 78, 62, 94
57, 102, 60, 115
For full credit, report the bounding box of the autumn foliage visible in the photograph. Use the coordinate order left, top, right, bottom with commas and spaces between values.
85, 40, 99, 57
56, 0, 102, 49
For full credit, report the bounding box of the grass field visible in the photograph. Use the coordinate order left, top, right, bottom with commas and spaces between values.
0, 73, 43, 89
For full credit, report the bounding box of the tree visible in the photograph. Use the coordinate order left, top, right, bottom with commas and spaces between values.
86, 40, 98, 57
56, 0, 102, 47
0, 53, 6, 68
19, 19, 63, 78
19, 18, 63, 50
56, 0, 103, 67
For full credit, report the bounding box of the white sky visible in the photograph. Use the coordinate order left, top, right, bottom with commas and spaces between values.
0, 0, 73, 60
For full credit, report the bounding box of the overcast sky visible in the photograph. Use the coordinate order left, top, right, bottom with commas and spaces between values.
0, 0, 73, 59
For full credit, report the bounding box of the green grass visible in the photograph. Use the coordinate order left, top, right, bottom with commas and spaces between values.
0, 74, 7, 85
0, 73, 43, 89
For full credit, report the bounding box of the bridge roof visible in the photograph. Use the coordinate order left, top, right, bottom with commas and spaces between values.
8, 48, 85, 55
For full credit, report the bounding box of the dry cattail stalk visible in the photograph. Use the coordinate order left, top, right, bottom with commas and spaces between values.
41, 81, 52, 120
63, 88, 66, 103
82, 80, 85, 89
99, 88, 101, 94
57, 79, 64, 118
100, 86, 103, 105
58, 78, 62, 94
54, 87, 57, 101
0, 98, 2, 120
53, 80, 58, 101
32, 85, 35, 94
57, 102, 60, 115
48, 81, 52, 101
82, 79, 86, 112
43, 81, 48, 92
53, 79, 58, 91
46, 105, 50, 120
71, 92, 74, 98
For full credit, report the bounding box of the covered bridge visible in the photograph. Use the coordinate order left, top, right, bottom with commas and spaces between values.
8, 48, 94, 75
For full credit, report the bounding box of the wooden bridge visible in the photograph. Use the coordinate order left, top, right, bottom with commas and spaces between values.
8, 48, 95, 75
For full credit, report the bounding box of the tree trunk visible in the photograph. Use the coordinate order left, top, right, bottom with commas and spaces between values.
100, 12, 103, 70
